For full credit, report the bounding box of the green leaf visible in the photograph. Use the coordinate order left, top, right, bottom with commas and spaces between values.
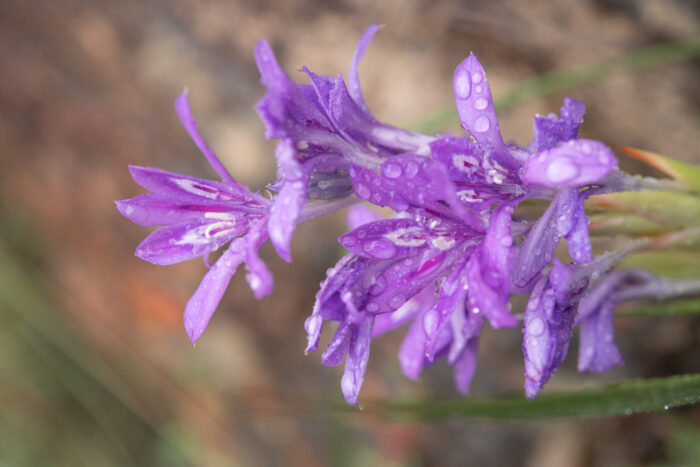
351, 374, 700, 420
616, 146, 700, 193
620, 251, 700, 279
617, 297, 700, 317
589, 191, 700, 229
588, 212, 667, 236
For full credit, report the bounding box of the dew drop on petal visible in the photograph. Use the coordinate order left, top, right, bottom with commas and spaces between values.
369, 275, 387, 296
383, 163, 402, 179
526, 316, 545, 336
404, 161, 419, 179
363, 239, 397, 259
473, 117, 490, 133
356, 183, 371, 199
474, 98, 488, 110
472, 72, 483, 84
454, 70, 472, 99
546, 157, 579, 184
366, 302, 379, 313
389, 293, 406, 310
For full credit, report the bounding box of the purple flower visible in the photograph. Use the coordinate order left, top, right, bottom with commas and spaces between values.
254, 25, 434, 259
117, 24, 680, 406
117, 91, 277, 342
576, 270, 700, 373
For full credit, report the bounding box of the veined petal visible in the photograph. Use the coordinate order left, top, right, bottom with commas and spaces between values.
453, 337, 480, 395
135, 217, 245, 265
268, 139, 307, 262
322, 322, 352, 366
349, 155, 486, 229
578, 300, 623, 373
175, 90, 237, 185
116, 194, 247, 227
514, 198, 560, 287
183, 240, 246, 342
523, 139, 617, 187
127, 165, 261, 206
531, 97, 586, 151
453, 54, 518, 170
339, 218, 427, 260
341, 317, 374, 405
372, 285, 433, 338
243, 219, 273, 299
348, 24, 381, 114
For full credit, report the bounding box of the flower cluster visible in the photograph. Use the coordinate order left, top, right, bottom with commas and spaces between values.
118, 26, 699, 404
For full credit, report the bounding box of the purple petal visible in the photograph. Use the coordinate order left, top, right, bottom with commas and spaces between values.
555, 187, 593, 264
268, 139, 307, 262
322, 322, 352, 366
513, 199, 561, 288
340, 317, 374, 405
116, 194, 224, 227
531, 97, 586, 151
183, 240, 246, 342
127, 165, 261, 206
453, 337, 480, 395
466, 252, 517, 329
372, 285, 433, 338
254, 40, 337, 146
578, 300, 623, 373
453, 54, 518, 170
522, 260, 578, 398
348, 25, 381, 114
422, 256, 469, 358
399, 318, 428, 380
346, 204, 383, 230
305, 254, 356, 353
175, 90, 237, 185
522, 276, 556, 398
523, 139, 617, 187
135, 217, 245, 265
349, 155, 486, 229
243, 220, 273, 299
361, 241, 476, 317
339, 218, 427, 260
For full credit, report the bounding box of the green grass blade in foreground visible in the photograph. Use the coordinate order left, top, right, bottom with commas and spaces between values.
618, 297, 700, 317
409, 35, 700, 134
353, 374, 700, 420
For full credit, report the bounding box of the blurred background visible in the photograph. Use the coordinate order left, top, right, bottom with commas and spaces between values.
1, 0, 699, 465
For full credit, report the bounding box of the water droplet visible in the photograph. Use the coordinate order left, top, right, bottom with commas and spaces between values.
356, 183, 371, 199
383, 163, 402, 179
500, 237, 512, 247
363, 239, 397, 259
664, 405, 669, 410
526, 316, 545, 336
404, 161, 419, 178
389, 293, 406, 309
474, 98, 488, 110
369, 275, 387, 295
343, 235, 356, 247
546, 157, 579, 184
473, 117, 490, 133
371, 192, 382, 204
454, 70, 471, 99
475, 85, 482, 93
472, 72, 483, 84
366, 302, 379, 312
357, 229, 367, 239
